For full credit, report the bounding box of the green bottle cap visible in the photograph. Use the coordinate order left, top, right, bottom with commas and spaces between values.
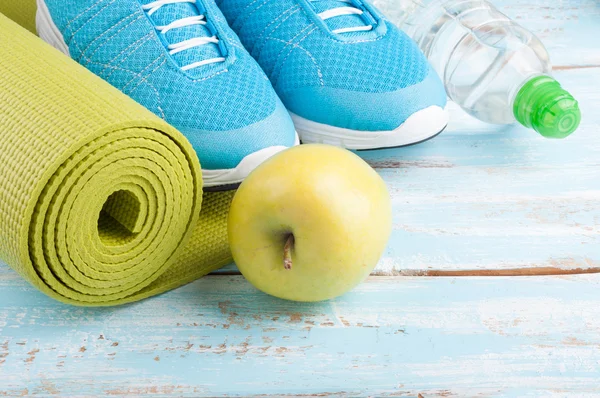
514, 75, 581, 139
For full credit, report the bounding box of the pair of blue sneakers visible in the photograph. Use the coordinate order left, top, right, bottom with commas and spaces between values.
37, 0, 448, 190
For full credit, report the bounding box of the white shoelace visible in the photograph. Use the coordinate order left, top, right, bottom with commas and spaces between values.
313, 0, 373, 34
142, 0, 226, 71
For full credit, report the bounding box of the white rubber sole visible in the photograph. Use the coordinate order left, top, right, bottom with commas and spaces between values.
202, 137, 298, 189
36, 0, 299, 189
291, 105, 449, 150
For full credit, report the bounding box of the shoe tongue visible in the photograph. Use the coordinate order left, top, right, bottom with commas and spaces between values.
310, 0, 369, 34
143, 1, 222, 71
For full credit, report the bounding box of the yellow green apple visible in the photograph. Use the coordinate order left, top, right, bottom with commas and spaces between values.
228, 144, 392, 302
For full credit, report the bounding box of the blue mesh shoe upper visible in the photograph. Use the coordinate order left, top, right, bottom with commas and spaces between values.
215, 0, 447, 131
43, 0, 297, 170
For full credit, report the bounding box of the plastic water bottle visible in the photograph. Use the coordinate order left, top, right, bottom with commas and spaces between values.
375, 0, 581, 138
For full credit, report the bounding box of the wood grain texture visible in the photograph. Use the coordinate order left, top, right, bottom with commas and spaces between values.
366, 68, 600, 274
2, 274, 600, 396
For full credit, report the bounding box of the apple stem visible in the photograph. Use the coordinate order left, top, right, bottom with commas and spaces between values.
283, 234, 295, 270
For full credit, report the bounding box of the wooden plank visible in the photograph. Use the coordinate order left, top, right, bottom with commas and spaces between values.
367, 70, 600, 274
1, 273, 600, 396
375, 0, 600, 68
500, 0, 600, 67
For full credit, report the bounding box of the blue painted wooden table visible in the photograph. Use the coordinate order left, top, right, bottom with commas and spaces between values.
1, 1, 600, 396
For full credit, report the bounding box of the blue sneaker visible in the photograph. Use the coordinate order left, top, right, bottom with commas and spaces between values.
36, 0, 298, 189
215, 0, 448, 150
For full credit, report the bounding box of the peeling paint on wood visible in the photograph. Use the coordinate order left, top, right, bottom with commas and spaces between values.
1, 276, 600, 395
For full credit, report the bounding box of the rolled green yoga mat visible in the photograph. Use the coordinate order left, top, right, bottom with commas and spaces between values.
0, 9, 234, 306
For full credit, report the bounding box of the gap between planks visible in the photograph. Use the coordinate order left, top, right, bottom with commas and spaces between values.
553, 64, 600, 71
213, 266, 600, 278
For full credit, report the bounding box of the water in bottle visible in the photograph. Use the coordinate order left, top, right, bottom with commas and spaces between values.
374, 0, 581, 138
